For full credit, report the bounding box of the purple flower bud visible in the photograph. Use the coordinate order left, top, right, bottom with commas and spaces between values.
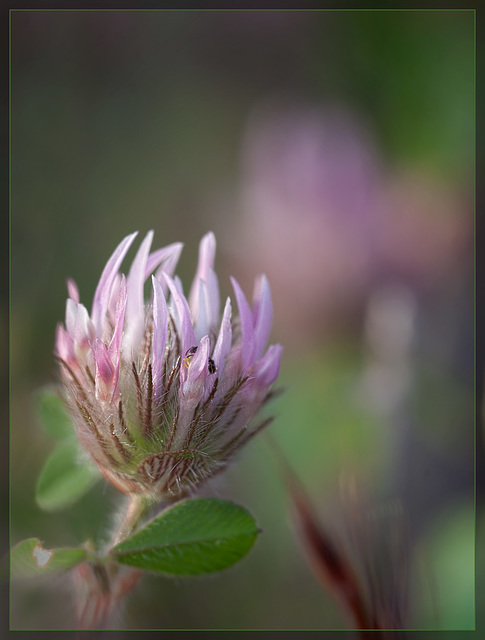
56, 232, 282, 501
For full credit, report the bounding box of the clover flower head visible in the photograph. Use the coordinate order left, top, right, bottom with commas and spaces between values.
55, 231, 282, 500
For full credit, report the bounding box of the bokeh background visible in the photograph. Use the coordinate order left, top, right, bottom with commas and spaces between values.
10, 9, 476, 631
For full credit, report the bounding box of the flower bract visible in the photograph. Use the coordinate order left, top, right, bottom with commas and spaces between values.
55, 231, 282, 500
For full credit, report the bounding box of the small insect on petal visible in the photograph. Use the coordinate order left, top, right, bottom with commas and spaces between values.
207, 357, 217, 374
184, 346, 217, 374
183, 346, 198, 368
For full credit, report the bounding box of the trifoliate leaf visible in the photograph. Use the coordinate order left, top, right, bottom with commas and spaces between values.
36, 440, 100, 511
111, 498, 260, 575
10, 538, 87, 579
35, 387, 74, 441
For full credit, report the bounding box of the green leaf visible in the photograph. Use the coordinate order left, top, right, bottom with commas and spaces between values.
36, 440, 100, 511
10, 538, 87, 579
36, 387, 74, 440
111, 498, 261, 575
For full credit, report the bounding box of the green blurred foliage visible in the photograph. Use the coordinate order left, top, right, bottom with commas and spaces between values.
340, 12, 474, 180
412, 502, 475, 629
35, 387, 75, 441
35, 440, 100, 512
274, 344, 388, 491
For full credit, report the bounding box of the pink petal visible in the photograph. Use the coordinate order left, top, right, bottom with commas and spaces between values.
54, 324, 74, 361
107, 273, 122, 324
91, 232, 138, 333
152, 275, 168, 399
65, 298, 77, 335
108, 274, 127, 386
189, 232, 216, 317
252, 274, 273, 359
66, 278, 80, 304
66, 300, 94, 347
256, 344, 283, 386
123, 231, 153, 355
193, 279, 211, 342
145, 242, 183, 281
230, 276, 255, 371
206, 268, 220, 329
164, 273, 196, 363
93, 338, 115, 402
212, 297, 232, 373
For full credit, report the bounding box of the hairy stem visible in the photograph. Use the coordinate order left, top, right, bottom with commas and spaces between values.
74, 495, 150, 627
110, 494, 151, 548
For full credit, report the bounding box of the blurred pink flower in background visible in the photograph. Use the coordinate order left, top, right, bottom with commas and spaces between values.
229, 102, 472, 349
232, 103, 381, 346
375, 169, 471, 289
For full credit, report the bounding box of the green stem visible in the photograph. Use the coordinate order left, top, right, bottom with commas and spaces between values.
74, 496, 150, 629
110, 494, 151, 548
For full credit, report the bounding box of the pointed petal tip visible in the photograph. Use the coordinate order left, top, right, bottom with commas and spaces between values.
91, 231, 139, 329
202, 230, 216, 244
66, 278, 80, 303
199, 333, 211, 348
172, 241, 184, 253
257, 343, 283, 386
199, 232, 217, 266
273, 343, 284, 356
229, 275, 240, 292
152, 273, 168, 310
120, 230, 139, 248
139, 230, 154, 251
254, 273, 272, 301
230, 276, 256, 370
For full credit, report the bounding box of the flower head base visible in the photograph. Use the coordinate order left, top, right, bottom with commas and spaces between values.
55, 232, 282, 501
